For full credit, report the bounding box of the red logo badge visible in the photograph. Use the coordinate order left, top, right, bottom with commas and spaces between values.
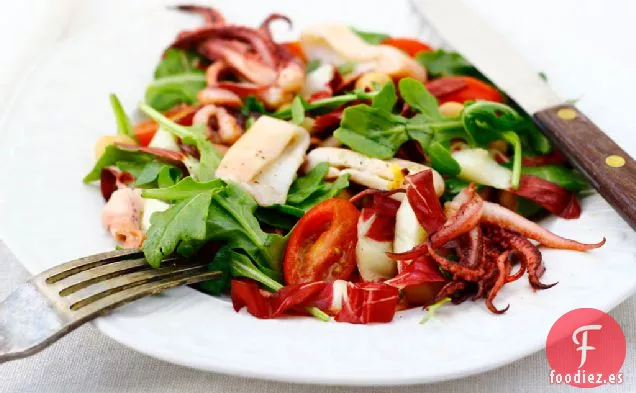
546, 308, 626, 387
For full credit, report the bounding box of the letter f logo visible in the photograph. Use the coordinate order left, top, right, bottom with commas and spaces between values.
572, 324, 602, 368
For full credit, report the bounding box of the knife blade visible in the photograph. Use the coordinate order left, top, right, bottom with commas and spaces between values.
411, 0, 561, 115
411, 0, 636, 230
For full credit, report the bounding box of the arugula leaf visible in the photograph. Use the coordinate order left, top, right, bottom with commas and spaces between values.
131, 162, 181, 187
287, 174, 350, 212
255, 207, 298, 230
142, 191, 214, 268
148, 49, 207, 111
200, 246, 283, 295
442, 178, 470, 200
154, 49, 204, 78
240, 95, 266, 116
109, 94, 135, 140
521, 165, 588, 192
157, 166, 184, 188
142, 177, 224, 200
206, 183, 283, 278
270, 204, 306, 218
272, 90, 379, 120
229, 249, 284, 291
84, 145, 155, 183
306, 59, 322, 73
286, 163, 329, 204
415, 49, 487, 81
198, 246, 233, 295
142, 178, 287, 279
334, 79, 462, 174
372, 82, 397, 112
420, 297, 451, 324
462, 101, 525, 188
114, 160, 148, 178
352, 27, 389, 45
145, 73, 206, 111
502, 131, 522, 189
427, 141, 461, 176
518, 119, 553, 155
140, 102, 221, 180
398, 78, 442, 120
335, 104, 409, 159
112, 160, 182, 188
254, 165, 349, 230
290, 96, 305, 125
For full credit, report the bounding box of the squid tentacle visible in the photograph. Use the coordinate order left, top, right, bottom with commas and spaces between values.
259, 13, 293, 41
487, 226, 557, 290
486, 251, 512, 314
505, 251, 527, 283
433, 281, 466, 304
174, 5, 226, 26
481, 201, 605, 251
430, 188, 483, 248
427, 243, 483, 281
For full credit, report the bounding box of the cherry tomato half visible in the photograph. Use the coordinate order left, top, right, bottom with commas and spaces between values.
426, 76, 503, 104
281, 41, 306, 61
133, 104, 199, 146
381, 37, 433, 57
284, 199, 360, 284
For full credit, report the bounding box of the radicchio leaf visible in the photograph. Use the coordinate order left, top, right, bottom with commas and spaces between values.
312, 109, 343, 134
384, 256, 446, 289
115, 143, 185, 163
359, 192, 402, 242
230, 280, 399, 324
512, 175, 581, 219
425, 77, 467, 98
405, 170, 445, 233
334, 282, 399, 324
100, 168, 134, 201
521, 150, 568, 167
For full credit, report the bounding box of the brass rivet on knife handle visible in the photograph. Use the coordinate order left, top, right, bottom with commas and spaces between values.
557, 108, 577, 120
533, 104, 636, 230
605, 155, 626, 168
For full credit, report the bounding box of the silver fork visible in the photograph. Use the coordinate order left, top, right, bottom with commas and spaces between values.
0, 249, 220, 362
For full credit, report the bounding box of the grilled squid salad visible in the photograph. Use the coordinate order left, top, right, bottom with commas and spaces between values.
85, 6, 604, 324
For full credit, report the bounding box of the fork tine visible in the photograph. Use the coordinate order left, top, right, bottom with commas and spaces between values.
50, 255, 183, 296
43, 249, 143, 284
71, 270, 221, 320
54, 257, 149, 296
61, 263, 211, 310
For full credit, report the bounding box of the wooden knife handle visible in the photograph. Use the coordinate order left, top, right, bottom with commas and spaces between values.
533, 104, 636, 230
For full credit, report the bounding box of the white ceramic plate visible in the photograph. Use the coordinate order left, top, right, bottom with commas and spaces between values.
1, 1, 635, 386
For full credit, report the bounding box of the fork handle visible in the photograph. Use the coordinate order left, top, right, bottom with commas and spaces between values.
533, 104, 636, 230
1, 271, 221, 363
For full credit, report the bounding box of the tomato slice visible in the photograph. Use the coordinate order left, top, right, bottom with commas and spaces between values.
133, 104, 199, 146
381, 37, 433, 57
281, 41, 306, 61
284, 199, 360, 284
426, 76, 503, 104
133, 121, 157, 147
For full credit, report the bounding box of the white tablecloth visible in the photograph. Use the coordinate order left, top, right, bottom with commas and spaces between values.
0, 0, 634, 392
